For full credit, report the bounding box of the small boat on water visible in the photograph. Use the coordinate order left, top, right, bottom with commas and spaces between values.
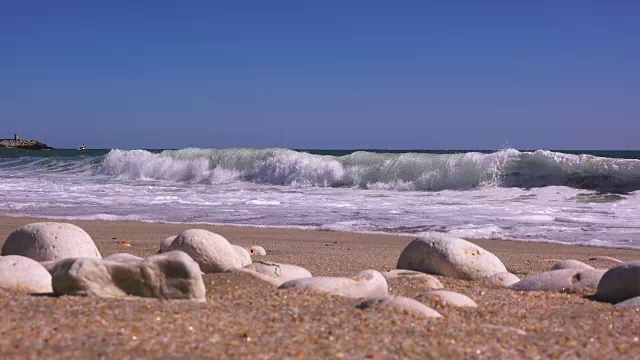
77, 144, 87, 151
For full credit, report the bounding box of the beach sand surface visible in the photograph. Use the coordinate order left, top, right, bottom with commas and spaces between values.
1, 216, 639, 359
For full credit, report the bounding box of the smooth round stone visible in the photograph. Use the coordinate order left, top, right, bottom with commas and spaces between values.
551, 259, 594, 271
249, 246, 267, 256
596, 261, 640, 303
230, 261, 312, 286
588, 256, 623, 264
166, 229, 242, 273
51, 251, 206, 301
486, 272, 521, 287
233, 245, 252, 266
279, 269, 388, 298
615, 296, 640, 308
509, 268, 605, 292
2, 222, 101, 262
415, 290, 478, 308
159, 236, 176, 253
0, 255, 53, 293
357, 295, 442, 318
381, 269, 443, 289
396, 235, 507, 280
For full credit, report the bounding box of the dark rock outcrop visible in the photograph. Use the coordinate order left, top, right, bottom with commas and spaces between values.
0, 139, 53, 150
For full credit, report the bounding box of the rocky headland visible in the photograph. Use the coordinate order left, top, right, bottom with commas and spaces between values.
0, 139, 53, 150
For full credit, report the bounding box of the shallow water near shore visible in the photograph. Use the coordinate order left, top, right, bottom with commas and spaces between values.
1, 147, 639, 249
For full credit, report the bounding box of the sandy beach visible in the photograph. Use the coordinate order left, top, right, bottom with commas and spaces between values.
1, 215, 639, 358
5, 0, 639, 358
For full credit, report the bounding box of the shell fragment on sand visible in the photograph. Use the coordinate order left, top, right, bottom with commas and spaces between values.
381, 269, 443, 289
0, 255, 53, 293
486, 272, 521, 287
396, 235, 507, 280
509, 268, 605, 293
2, 222, 101, 262
279, 269, 388, 298
249, 246, 267, 256
51, 251, 206, 301
595, 261, 640, 303
415, 290, 478, 308
357, 296, 442, 318
587, 256, 623, 264
229, 262, 312, 286
550, 259, 594, 271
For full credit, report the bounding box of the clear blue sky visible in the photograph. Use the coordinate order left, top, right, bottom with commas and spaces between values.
2, 1, 639, 149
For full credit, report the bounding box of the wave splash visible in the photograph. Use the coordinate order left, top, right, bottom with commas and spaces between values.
90, 148, 640, 192
2, 148, 639, 192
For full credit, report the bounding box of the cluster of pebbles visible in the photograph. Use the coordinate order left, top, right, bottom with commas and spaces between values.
1, 222, 639, 315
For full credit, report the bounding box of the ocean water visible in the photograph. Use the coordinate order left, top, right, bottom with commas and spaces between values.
1, 147, 639, 249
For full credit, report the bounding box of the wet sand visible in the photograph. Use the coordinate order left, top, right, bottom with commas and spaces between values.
1, 216, 639, 358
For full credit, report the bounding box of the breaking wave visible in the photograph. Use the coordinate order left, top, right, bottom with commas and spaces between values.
4, 148, 640, 192
96, 148, 640, 192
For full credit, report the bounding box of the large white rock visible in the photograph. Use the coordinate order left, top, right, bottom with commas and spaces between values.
2, 222, 101, 262
159, 236, 176, 253
249, 246, 267, 256
0, 255, 53, 293
357, 296, 442, 318
41, 253, 144, 274
232, 245, 252, 267
615, 296, 640, 308
509, 268, 605, 292
415, 290, 478, 308
486, 272, 521, 287
381, 269, 443, 289
279, 270, 388, 298
165, 229, 242, 273
551, 260, 594, 271
596, 261, 640, 303
51, 251, 206, 301
230, 261, 312, 286
396, 235, 507, 280
40, 253, 144, 273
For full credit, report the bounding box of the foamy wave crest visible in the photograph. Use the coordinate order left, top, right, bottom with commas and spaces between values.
340, 150, 510, 190
91, 148, 640, 192
97, 149, 238, 183
502, 150, 640, 192
96, 148, 345, 186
